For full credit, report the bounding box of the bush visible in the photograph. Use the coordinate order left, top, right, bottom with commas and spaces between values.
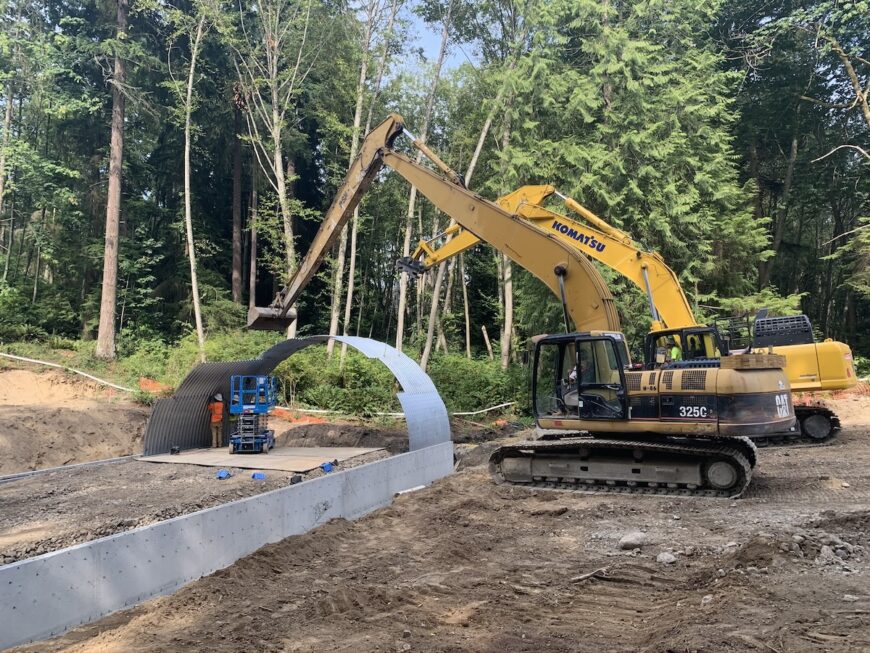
277, 347, 398, 416
116, 338, 171, 383
426, 353, 527, 413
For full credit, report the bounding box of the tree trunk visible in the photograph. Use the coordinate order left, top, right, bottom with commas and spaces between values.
2, 211, 12, 284
95, 0, 128, 360
274, 150, 297, 337
31, 244, 39, 303
0, 83, 12, 229
183, 17, 208, 363
460, 254, 471, 358
759, 128, 799, 288
481, 325, 494, 359
820, 199, 846, 334
231, 100, 243, 303
420, 257, 447, 370
1, 9, 19, 279
248, 166, 258, 311
395, 1, 453, 352
501, 255, 513, 370
497, 108, 514, 370
328, 2, 377, 356
826, 36, 870, 129
340, 0, 401, 363
12, 196, 24, 283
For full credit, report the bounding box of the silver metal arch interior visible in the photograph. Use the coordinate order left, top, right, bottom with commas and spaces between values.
142, 336, 452, 456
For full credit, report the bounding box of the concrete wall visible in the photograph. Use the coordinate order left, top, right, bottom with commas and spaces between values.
0, 442, 454, 649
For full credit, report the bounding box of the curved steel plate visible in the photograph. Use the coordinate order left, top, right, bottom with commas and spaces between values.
143, 337, 451, 455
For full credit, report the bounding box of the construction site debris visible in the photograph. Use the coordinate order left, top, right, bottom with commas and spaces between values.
618, 531, 647, 550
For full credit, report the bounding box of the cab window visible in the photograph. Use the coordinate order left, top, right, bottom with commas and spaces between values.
534, 341, 580, 417
576, 338, 626, 419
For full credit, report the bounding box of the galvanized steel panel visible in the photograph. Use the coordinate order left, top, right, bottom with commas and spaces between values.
0, 441, 454, 649
143, 336, 451, 455
398, 391, 452, 451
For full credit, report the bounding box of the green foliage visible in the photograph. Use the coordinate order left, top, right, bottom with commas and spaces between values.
706, 287, 805, 319
278, 347, 397, 415
427, 353, 524, 412
0, 0, 866, 384
500, 0, 768, 314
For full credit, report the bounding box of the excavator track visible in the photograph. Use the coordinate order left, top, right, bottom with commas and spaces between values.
750, 405, 841, 447
489, 436, 755, 498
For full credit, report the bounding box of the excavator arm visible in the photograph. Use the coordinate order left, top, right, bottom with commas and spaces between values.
248, 113, 620, 333
401, 185, 699, 331
247, 114, 405, 329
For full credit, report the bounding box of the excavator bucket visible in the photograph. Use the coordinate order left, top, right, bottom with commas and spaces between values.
246, 306, 298, 331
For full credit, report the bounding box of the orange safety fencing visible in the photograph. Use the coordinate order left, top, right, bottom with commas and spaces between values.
271, 406, 330, 425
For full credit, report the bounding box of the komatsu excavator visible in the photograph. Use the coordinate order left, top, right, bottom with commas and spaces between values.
399, 185, 857, 445
248, 113, 796, 498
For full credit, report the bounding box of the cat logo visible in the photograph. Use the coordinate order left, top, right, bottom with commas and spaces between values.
775, 393, 791, 418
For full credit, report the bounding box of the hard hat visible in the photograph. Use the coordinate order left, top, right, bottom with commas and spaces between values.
214, 393, 223, 401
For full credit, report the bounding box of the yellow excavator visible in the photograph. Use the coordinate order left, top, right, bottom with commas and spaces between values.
399, 185, 857, 445
249, 113, 797, 498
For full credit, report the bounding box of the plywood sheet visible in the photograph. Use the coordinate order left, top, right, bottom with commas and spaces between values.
140, 446, 381, 473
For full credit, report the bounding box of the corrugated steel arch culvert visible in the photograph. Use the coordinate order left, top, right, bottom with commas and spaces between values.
142, 336, 451, 456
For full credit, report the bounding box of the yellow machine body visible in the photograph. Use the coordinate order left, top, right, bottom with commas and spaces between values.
773, 340, 856, 392
249, 113, 802, 496
406, 185, 857, 397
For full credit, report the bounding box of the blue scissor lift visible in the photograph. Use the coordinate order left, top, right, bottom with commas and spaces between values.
228, 375, 277, 454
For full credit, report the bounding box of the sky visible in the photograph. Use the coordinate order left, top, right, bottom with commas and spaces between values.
411, 12, 477, 71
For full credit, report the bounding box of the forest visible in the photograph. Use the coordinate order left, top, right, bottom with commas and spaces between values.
0, 0, 867, 407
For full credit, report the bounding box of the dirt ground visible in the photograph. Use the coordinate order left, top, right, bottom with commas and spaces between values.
0, 369, 149, 473
0, 426, 392, 564
15, 392, 870, 653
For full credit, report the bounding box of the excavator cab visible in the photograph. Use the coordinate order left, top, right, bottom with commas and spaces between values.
534, 333, 630, 422
644, 327, 727, 369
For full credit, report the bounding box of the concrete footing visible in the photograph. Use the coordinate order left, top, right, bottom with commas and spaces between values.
0, 441, 454, 649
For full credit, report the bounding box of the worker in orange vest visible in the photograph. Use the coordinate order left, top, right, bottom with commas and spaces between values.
208, 393, 224, 448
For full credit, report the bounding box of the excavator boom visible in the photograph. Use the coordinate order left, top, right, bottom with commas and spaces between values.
404, 184, 698, 331
248, 114, 620, 333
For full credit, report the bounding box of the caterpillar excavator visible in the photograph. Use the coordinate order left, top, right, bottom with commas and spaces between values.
399, 185, 857, 445
248, 113, 797, 498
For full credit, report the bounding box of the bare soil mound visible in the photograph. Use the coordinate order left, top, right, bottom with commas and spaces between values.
830, 387, 870, 427
276, 418, 522, 455
276, 422, 410, 453
0, 368, 121, 407
0, 369, 149, 474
